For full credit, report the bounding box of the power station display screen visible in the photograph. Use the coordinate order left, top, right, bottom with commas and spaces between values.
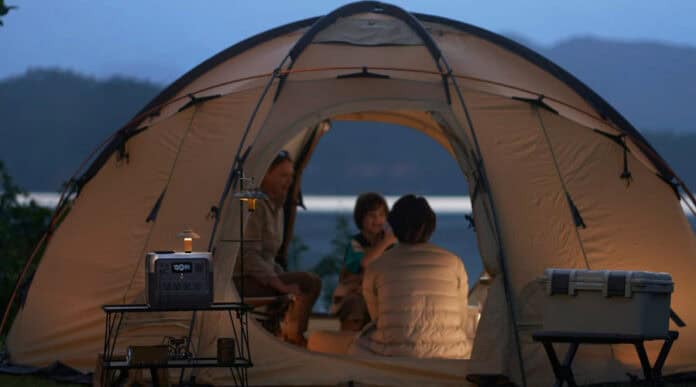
172, 262, 192, 273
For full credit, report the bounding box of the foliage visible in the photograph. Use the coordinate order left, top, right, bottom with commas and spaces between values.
1, 374, 694, 387
310, 215, 352, 311
0, 1, 17, 26
286, 235, 309, 272
0, 374, 82, 387
312, 216, 351, 277
0, 160, 52, 336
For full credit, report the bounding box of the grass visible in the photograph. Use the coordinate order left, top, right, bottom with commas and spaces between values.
0, 374, 83, 387
588, 384, 696, 387
1, 372, 696, 387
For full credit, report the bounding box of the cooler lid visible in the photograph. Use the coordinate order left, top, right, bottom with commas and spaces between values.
543, 268, 673, 297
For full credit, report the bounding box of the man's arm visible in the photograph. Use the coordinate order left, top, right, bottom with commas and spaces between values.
241, 203, 300, 295
241, 206, 278, 284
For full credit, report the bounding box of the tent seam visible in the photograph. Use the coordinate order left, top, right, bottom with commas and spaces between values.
534, 107, 591, 270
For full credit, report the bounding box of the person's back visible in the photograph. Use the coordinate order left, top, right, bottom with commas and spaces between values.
362, 242, 471, 358
352, 194, 472, 359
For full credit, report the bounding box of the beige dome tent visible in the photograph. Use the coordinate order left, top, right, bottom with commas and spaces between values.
5, 1, 696, 385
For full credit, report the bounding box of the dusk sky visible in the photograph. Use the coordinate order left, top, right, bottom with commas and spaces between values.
2, 1, 696, 84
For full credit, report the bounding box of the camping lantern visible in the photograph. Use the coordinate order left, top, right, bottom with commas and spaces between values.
176, 228, 200, 253
234, 176, 267, 212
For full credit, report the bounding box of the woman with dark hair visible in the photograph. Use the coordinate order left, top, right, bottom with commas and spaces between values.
346, 192, 396, 273
331, 192, 396, 331
350, 194, 472, 358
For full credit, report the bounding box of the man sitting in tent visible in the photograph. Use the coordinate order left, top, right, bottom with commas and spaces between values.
349, 195, 473, 358
234, 151, 322, 347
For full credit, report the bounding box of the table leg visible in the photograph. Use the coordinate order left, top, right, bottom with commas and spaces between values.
227, 310, 249, 387
150, 367, 160, 387
102, 312, 124, 387
653, 332, 678, 378
634, 341, 653, 381
542, 341, 576, 387
561, 343, 579, 387
179, 311, 198, 385
230, 366, 248, 387
241, 367, 248, 386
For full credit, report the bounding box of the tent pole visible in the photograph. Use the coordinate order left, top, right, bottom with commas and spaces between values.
275, 1, 449, 101
206, 63, 286, 252
440, 54, 529, 387
278, 122, 329, 266
676, 178, 696, 218
682, 190, 696, 218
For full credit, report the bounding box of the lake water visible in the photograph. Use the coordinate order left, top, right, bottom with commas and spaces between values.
293, 211, 696, 284
293, 212, 483, 278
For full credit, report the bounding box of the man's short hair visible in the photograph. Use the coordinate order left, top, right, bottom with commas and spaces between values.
388, 194, 436, 244
269, 150, 293, 170
353, 192, 389, 230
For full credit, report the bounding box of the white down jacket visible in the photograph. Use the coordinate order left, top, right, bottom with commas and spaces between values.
352, 242, 472, 359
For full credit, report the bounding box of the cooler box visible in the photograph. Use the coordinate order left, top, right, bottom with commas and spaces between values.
542, 269, 673, 337
146, 251, 213, 309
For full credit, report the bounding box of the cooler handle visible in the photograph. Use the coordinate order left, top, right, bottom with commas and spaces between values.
671, 309, 687, 327
602, 271, 631, 297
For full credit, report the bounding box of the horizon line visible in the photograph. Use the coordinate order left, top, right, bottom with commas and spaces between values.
18, 192, 695, 217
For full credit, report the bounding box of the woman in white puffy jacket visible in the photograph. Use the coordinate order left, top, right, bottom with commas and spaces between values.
350, 194, 472, 359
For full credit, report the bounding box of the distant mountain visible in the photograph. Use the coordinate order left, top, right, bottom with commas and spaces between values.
3, 34, 696, 193
0, 69, 161, 191
644, 132, 696, 188
300, 122, 696, 195
302, 121, 469, 195
540, 37, 696, 132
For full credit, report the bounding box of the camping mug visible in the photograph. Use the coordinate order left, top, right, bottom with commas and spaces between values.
217, 338, 236, 363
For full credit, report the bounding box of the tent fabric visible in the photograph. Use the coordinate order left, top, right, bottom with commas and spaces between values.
7, 2, 696, 386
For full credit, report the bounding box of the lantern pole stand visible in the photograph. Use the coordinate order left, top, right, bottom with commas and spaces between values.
233, 172, 267, 307
239, 189, 245, 306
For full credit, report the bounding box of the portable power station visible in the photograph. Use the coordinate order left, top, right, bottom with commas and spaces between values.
145, 251, 213, 309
